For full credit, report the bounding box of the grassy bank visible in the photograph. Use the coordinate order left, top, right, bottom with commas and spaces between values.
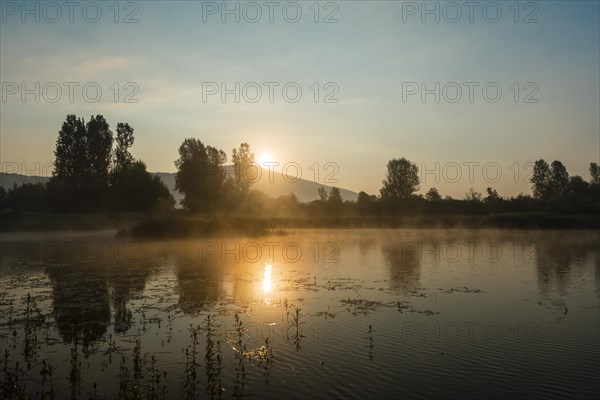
116, 215, 272, 239
119, 212, 600, 239
267, 213, 600, 230
0, 211, 144, 232
2, 212, 599, 236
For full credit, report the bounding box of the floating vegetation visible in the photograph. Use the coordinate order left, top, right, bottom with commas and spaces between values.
418, 310, 440, 316
1, 260, 461, 399
341, 298, 390, 315
536, 299, 570, 315
397, 301, 411, 313
1, 228, 598, 399
311, 310, 337, 319
438, 287, 485, 294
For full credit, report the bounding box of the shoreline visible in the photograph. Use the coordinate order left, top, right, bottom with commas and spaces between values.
2, 212, 599, 235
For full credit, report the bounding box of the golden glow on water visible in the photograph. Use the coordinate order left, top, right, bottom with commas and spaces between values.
2, 230, 600, 398
262, 263, 273, 294
261, 263, 273, 305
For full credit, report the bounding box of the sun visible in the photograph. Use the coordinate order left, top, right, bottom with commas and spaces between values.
258, 152, 275, 166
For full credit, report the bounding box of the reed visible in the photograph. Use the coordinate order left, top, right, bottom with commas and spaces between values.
203, 314, 223, 399
69, 334, 82, 400
232, 313, 248, 400
183, 324, 200, 400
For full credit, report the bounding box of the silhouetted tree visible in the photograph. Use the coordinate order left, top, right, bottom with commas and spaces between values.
109, 123, 173, 212
6, 183, 47, 212
111, 161, 174, 212
550, 160, 569, 198
465, 187, 482, 201
175, 138, 227, 212
380, 157, 419, 199
509, 193, 537, 212
589, 162, 600, 185
52, 114, 87, 179
231, 142, 256, 195
482, 187, 504, 213
531, 159, 569, 202
357, 191, 377, 215
532, 159, 552, 200
220, 178, 243, 210
357, 191, 371, 203
484, 187, 500, 202
281, 192, 300, 212
568, 176, 589, 195
328, 187, 343, 205
289, 192, 300, 205
48, 114, 113, 211
112, 122, 135, 178
425, 187, 442, 201
557, 175, 599, 214
318, 186, 328, 201
0, 186, 7, 210
46, 115, 171, 213
83, 115, 113, 189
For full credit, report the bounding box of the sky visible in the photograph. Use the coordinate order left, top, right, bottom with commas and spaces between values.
1, 0, 599, 198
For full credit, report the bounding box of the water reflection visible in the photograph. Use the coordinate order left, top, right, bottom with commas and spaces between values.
534, 232, 600, 295
263, 263, 273, 293
3, 230, 598, 346
381, 240, 421, 294
0, 230, 599, 399
175, 256, 226, 315
535, 238, 574, 295
594, 251, 600, 297
46, 263, 110, 343
107, 263, 150, 333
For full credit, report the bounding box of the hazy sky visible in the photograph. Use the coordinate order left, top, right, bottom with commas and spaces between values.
1, 1, 599, 198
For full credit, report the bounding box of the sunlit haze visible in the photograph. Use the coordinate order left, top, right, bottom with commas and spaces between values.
2, 1, 598, 198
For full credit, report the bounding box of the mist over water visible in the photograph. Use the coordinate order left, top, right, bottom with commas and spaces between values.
1, 229, 599, 399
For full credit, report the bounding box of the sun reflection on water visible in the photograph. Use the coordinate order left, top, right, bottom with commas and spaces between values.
262, 264, 273, 304
263, 263, 273, 294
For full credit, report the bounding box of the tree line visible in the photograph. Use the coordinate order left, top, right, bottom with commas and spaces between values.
353, 157, 600, 216
1, 115, 174, 213
1, 114, 599, 217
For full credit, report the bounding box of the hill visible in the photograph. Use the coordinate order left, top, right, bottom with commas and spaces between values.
154, 166, 357, 204
0, 173, 50, 188
1, 169, 358, 204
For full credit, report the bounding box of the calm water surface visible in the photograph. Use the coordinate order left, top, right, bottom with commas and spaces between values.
1, 229, 599, 399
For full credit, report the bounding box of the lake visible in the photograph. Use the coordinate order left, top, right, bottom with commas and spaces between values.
1, 229, 598, 399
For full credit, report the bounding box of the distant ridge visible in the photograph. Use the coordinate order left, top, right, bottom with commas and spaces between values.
1, 168, 358, 204
0, 173, 50, 187
154, 165, 358, 204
